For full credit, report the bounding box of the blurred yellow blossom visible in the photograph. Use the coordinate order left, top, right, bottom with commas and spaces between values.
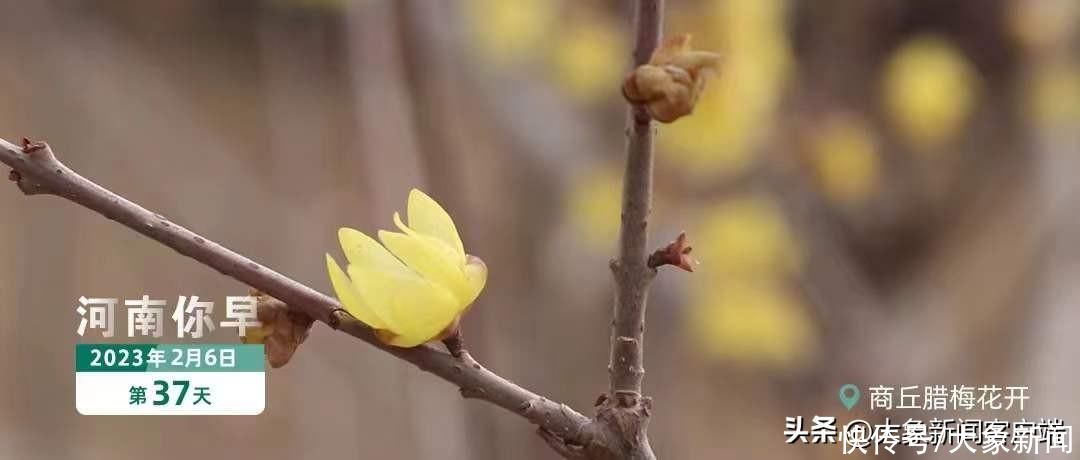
882, 36, 977, 151
706, 0, 788, 51
687, 195, 811, 367
551, 16, 625, 103
808, 114, 881, 205
660, 0, 792, 180
567, 165, 623, 249
689, 280, 817, 368
693, 196, 803, 279
465, 0, 558, 65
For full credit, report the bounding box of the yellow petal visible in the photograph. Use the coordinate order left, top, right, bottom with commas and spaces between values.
882, 35, 976, 150
338, 227, 409, 273
347, 263, 462, 347
462, 256, 488, 307
325, 254, 388, 330
393, 212, 465, 266
407, 189, 466, 260
378, 228, 471, 302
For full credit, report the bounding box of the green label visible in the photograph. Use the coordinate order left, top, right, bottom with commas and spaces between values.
76, 344, 264, 372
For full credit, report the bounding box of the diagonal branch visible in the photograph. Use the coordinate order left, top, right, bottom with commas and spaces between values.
0, 136, 591, 447
3, 4, 671, 458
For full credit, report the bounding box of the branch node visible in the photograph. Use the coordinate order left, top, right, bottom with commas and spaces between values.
460, 387, 487, 399
646, 231, 696, 272
640, 396, 653, 416
7, 169, 46, 195
613, 390, 641, 408
594, 393, 609, 407
631, 106, 653, 125
538, 428, 588, 459
441, 328, 466, 358
327, 309, 345, 329
20, 137, 46, 154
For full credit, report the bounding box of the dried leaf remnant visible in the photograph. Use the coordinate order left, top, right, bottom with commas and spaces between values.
242, 290, 314, 368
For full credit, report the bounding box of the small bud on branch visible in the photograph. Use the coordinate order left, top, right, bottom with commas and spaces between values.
647, 231, 697, 272
20, 137, 45, 153
242, 290, 314, 368
622, 34, 721, 123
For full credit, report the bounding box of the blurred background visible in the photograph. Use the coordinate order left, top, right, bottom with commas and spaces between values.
1, 0, 1079, 459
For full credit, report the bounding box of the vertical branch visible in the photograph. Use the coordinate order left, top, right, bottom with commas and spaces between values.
609, 0, 663, 401
568, 1, 665, 459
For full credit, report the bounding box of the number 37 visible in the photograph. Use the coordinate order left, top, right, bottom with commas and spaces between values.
153, 380, 190, 406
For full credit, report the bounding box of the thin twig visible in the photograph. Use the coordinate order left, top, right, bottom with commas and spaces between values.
609, 0, 663, 401
591, 1, 665, 459
0, 136, 591, 444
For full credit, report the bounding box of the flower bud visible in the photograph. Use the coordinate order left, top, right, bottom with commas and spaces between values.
623, 34, 721, 123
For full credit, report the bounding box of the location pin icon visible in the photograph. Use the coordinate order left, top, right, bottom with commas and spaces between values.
838, 384, 861, 410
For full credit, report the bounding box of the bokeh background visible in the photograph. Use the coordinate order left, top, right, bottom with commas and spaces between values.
2, 0, 1079, 459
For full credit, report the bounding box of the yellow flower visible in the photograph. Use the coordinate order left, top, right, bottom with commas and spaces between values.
882, 35, 977, 151
693, 197, 803, 279
567, 165, 623, 249
688, 280, 816, 369
465, 0, 556, 66
809, 113, 880, 205
551, 16, 625, 103
660, 0, 793, 180
325, 189, 487, 347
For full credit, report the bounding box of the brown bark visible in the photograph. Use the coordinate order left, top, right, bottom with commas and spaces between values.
1, 3, 671, 458
0, 138, 592, 450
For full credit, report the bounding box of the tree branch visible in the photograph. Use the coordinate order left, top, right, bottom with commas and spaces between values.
3, 5, 671, 458
0, 136, 591, 446
610, 0, 662, 399
590, 1, 665, 459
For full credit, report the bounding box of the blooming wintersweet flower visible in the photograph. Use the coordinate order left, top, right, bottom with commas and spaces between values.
325, 189, 487, 347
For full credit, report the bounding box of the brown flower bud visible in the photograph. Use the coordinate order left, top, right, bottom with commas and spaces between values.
647, 231, 697, 272
622, 34, 721, 123
242, 290, 314, 368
